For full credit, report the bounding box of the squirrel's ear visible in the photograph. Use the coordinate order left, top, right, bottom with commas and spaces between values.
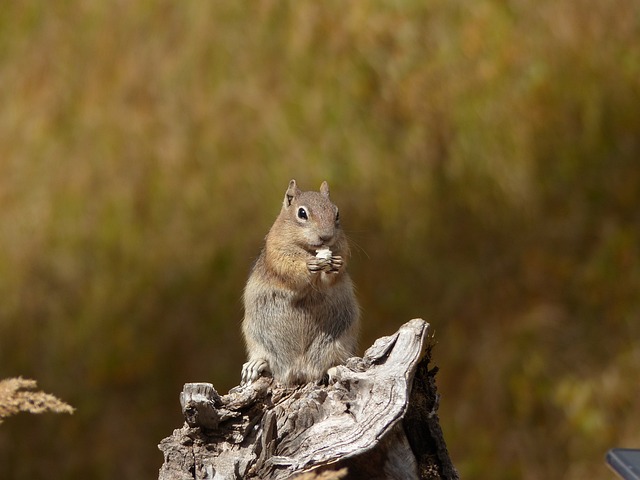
284, 179, 299, 207
320, 181, 330, 198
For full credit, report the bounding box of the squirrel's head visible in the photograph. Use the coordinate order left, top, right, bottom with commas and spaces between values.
281, 179, 341, 249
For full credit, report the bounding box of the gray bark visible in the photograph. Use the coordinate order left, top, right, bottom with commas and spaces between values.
158, 319, 459, 480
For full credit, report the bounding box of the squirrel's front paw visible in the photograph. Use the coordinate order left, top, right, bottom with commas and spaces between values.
308, 249, 342, 274
328, 255, 343, 273
241, 358, 271, 385
308, 256, 331, 273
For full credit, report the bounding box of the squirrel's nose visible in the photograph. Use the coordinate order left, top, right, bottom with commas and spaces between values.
319, 233, 334, 243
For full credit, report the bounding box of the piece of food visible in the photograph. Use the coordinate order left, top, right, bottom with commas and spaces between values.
315, 248, 332, 260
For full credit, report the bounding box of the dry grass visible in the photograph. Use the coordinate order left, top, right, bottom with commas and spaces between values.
0, 378, 74, 424
293, 468, 348, 480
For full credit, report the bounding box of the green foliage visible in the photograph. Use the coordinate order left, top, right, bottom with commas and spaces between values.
0, 1, 639, 478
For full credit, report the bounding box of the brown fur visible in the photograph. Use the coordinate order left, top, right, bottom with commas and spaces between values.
241, 180, 360, 385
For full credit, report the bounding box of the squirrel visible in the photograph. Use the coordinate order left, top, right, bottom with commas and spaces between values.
241, 179, 360, 386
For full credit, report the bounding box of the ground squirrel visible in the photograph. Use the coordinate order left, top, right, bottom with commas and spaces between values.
241, 179, 360, 386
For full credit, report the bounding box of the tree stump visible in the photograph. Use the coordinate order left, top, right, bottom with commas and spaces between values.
158, 319, 459, 480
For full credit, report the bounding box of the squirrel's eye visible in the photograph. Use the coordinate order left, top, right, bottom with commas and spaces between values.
297, 207, 308, 220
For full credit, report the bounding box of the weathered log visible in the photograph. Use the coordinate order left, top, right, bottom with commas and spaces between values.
158, 319, 459, 480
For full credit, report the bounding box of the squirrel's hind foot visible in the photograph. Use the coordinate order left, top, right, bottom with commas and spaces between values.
241, 358, 271, 385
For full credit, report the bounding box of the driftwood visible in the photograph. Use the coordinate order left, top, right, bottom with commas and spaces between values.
158, 319, 459, 480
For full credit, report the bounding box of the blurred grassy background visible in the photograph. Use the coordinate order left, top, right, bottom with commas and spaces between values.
0, 1, 638, 478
